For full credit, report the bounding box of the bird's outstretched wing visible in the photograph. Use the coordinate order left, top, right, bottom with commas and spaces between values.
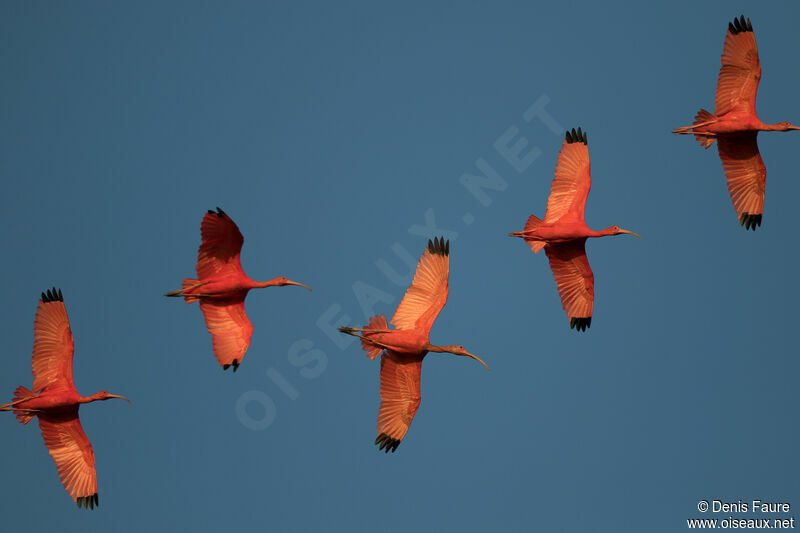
717, 132, 766, 230
715, 15, 760, 116
196, 207, 245, 280
545, 240, 594, 331
38, 409, 99, 509
390, 237, 450, 332
32, 288, 75, 392
543, 128, 591, 224
374, 351, 422, 453
199, 297, 254, 371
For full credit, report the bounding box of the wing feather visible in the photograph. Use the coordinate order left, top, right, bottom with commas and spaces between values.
390, 238, 449, 332
196, 208, 245, 280
717, 133, 766, 224
545, 240, 594, 326
32, 289, 75, 392
544, 130, 591, 224
715, 18, 760, 116
374, 351, 422, 452
199, 297, 254, 369
39, 410, 99, 508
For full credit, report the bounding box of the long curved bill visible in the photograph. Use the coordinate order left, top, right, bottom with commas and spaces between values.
465, 352, 490, 371
107, 394, 131, 403
286, 281, 312, 292
618, 229, 641, 239
788, 125, 800, 131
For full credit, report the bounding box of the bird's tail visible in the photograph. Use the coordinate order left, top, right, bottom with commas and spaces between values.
693, 109, 716, 148
510, 215, 547, 253
11, 386, 35, 424
361, 314, 390, 360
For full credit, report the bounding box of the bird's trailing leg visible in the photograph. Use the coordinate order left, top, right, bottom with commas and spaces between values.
672, 119, 718, 133
0, 407, 39, 413
164, 281, 210, 297
0, 396, 37, 410
338, 327, 394, 350
339, 326, 393, 334
672, 130, 717, 137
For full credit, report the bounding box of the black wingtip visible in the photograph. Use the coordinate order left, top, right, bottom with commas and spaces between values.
76, 493, 99, 510
222, 360, 240, 372
426, 236, 449, 257
41, 287, 64, 303
565, 127, 588, 145
729, 15, 753, 34
569, 317, 592, 332
209, 207, 225, 218
739, 212, 762, 231
374, 432, 401, 453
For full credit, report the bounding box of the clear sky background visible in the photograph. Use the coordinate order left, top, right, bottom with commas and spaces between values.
1, 2, 798, 532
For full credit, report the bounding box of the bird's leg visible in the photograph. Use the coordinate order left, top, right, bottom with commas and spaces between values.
164, 281, 210, 297
341, 326, 394, 334
674, 130, 717, 136
672, 120, 718, 133
0, 396, 37, 409
337, 327, 395, 350
0, 407, 39, 413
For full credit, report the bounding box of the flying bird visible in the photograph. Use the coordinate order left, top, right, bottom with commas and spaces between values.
510, 128, 640, 331
338, 237, 488, 453
166, 207, 311, 371
673, 15, 800, 230
0, 288, 130, 509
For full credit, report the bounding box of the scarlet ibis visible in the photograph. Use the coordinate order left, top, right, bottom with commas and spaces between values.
166, 207, 311, 371
1, 288, 130, 509
338, 237, 488, 453
673, 15, 800, 230
510, 128, 640, 331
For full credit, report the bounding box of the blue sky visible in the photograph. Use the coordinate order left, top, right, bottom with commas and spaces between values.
1, 2, 799, 532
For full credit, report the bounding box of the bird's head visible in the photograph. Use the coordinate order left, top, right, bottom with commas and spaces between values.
777, 121, 800, 131
270, 277, 312, 291
95, 391, 131, 403
440, 345, 490, 371
606, 226, 641, 238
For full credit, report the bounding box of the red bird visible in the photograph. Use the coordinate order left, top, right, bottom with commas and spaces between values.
510, 128, 640, 331
673, 15, 800, 230
338, 237, 488, 453
166, 207, 311, 371
0, 288, 130, 509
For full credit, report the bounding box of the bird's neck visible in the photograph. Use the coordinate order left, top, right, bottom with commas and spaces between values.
588, 227, 616, 238
424, 343, 455, 354
762, 122, 786, 132
251, 278, 282, 289
79, 392, 105, 404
